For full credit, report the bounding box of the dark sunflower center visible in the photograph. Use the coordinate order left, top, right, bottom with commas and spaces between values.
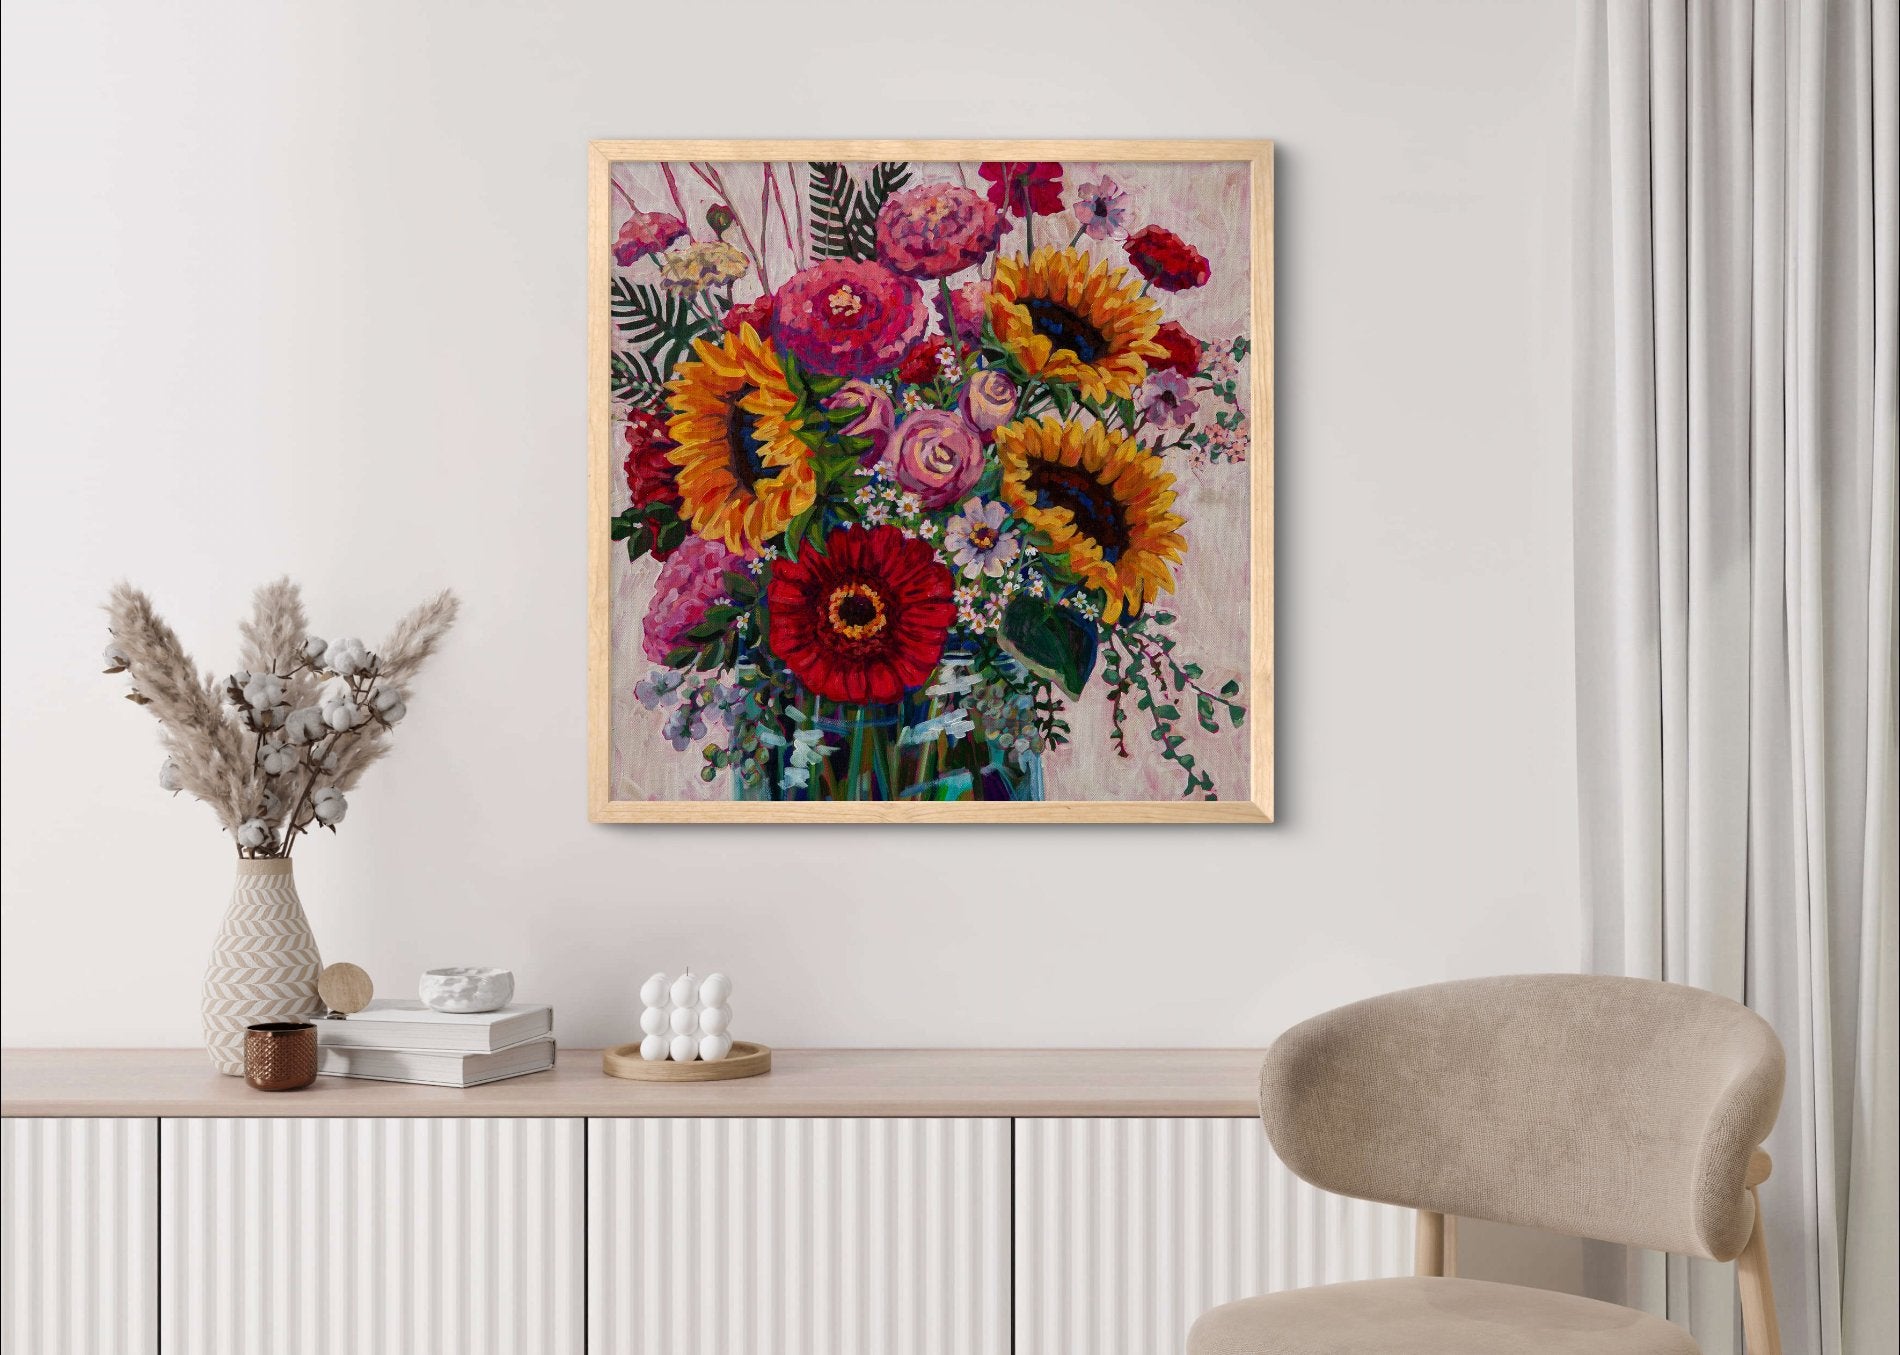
1024, 299, 1108, 363
1031, 463, 1130, 562
825, 582, 889, 643
725, 398, 777, 493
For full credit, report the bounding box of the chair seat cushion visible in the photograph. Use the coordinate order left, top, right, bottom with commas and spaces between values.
1188, 1277, 1700, 1354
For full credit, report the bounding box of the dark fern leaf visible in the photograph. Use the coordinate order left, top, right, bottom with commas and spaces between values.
611, 349, 666, 407
610, 277, 709, 374
845, 162, 912, 259
807, 162, 860, 260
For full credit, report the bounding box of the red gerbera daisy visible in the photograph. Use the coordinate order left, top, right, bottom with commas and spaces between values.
978, 162, 1066, 218
766, 525, 955, 704
1124, 225, 1211, 291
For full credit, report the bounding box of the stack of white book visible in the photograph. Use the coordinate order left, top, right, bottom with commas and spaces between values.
315, 1000, 555, 1088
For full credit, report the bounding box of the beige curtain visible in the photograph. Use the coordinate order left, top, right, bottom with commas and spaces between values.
1573, 1, 1897, 1353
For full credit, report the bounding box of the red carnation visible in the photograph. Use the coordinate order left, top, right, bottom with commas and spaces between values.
1124, 225, 1211, 292
978, 162, 1065, 219
622, 408, 681, 519
766, 524, 955, 705
1151, 321, 1204, 379
898, 335, 953, 385
723, 293, 774, 339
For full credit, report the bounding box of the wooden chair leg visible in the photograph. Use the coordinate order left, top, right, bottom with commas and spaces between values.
1415, 1209, 1447, 1277
1737, 1185, 1782, 1355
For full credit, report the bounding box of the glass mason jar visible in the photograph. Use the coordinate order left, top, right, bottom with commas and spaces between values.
731, 685, 1045, 803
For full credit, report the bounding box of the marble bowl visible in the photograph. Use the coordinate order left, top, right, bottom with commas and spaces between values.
418, 966, 515, 1013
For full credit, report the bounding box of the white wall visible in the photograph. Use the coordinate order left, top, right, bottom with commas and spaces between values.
1, 0, 1577, 1053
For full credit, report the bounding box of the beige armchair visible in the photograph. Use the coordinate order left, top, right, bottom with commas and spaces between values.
1190, 974, 1785, 1354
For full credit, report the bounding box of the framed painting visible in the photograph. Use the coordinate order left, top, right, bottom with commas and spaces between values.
588, 140, 1273, 822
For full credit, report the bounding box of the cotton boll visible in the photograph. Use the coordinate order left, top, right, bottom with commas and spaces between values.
668, 1034, 698, 1062
235, 819, 272, 850
698, 1005, 730, 1035
669, 973, 698, 1007
284, 706, 327, 744
640, 1006, 668, 1037
698, 973, 732, 1007
698, 1034, 733, 1062
323, 637, 370, 676
371, 685, 407, 723
639, 1034, 670, 1062
158, 758, 183, 792
301, 636, 328, 661
669, 1006, 698, 1036
103, 643, 130, 674
639, 973, 669, 1008
243, 673, 287, 710
311, 787, 348, 825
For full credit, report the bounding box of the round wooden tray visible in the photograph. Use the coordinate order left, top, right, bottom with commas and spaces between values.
602, 1041, 772, 1082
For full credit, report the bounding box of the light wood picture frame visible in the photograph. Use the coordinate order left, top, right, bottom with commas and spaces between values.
588, 140, 1273, 822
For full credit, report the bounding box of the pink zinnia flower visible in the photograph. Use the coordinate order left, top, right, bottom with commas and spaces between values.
1072, 176, 1132, 240
875, 183, 1006, 280
772, 259, 929, 378
934, 279, 991, 350
613, 211, 688, 266
642, 535, 743, 664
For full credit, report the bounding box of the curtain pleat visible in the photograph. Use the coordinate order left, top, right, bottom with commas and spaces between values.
1574, 1, 1898, 1352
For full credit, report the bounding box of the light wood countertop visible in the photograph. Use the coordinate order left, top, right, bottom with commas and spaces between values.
1, 1048, 1267, 1119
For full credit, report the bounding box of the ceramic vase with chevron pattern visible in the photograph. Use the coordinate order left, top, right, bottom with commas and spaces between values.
203, 858, 323, 1075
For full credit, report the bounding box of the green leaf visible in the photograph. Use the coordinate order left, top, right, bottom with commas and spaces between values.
611, 277, 710, 375
1220, 678, 1240, 697
611, 349, 666, 406
999, 596, 1099, 699
783, 502, 817, 560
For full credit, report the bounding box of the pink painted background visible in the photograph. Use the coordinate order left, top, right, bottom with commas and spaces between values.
605, 160, 1254, 802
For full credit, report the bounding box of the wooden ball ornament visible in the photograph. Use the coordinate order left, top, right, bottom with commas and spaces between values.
317, 962, 373, 1017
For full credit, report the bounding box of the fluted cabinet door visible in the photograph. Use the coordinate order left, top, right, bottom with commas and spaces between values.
589, 1117, 1011, 1355
160, 1117, 583, 1355
1014, 1117, 1414, 1355
1, 1117, 157, 1355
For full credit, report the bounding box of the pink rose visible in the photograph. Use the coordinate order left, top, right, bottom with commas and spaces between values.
642, 536, 743, 664
958, 369, 1019, 432
824, 378, 896, 466
890, 410, 985, 509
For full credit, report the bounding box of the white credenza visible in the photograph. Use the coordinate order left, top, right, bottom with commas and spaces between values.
1, 1051, 1413, 1355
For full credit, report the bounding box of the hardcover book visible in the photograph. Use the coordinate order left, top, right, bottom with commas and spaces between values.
316, 1036, 556, 1088
314, 1000, 552, 1053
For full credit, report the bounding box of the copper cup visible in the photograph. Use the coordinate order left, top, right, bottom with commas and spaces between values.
244, 1022, 317, 1091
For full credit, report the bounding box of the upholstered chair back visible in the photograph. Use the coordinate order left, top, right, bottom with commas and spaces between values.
1259, 974, 1784, 1261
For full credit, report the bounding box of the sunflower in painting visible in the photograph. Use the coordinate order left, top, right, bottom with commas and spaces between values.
995, 416, 1186, 623
987, 246, 1168, 402
665, 324, 815, 553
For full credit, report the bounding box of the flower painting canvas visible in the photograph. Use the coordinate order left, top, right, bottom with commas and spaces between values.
588, 141, 1273, 822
